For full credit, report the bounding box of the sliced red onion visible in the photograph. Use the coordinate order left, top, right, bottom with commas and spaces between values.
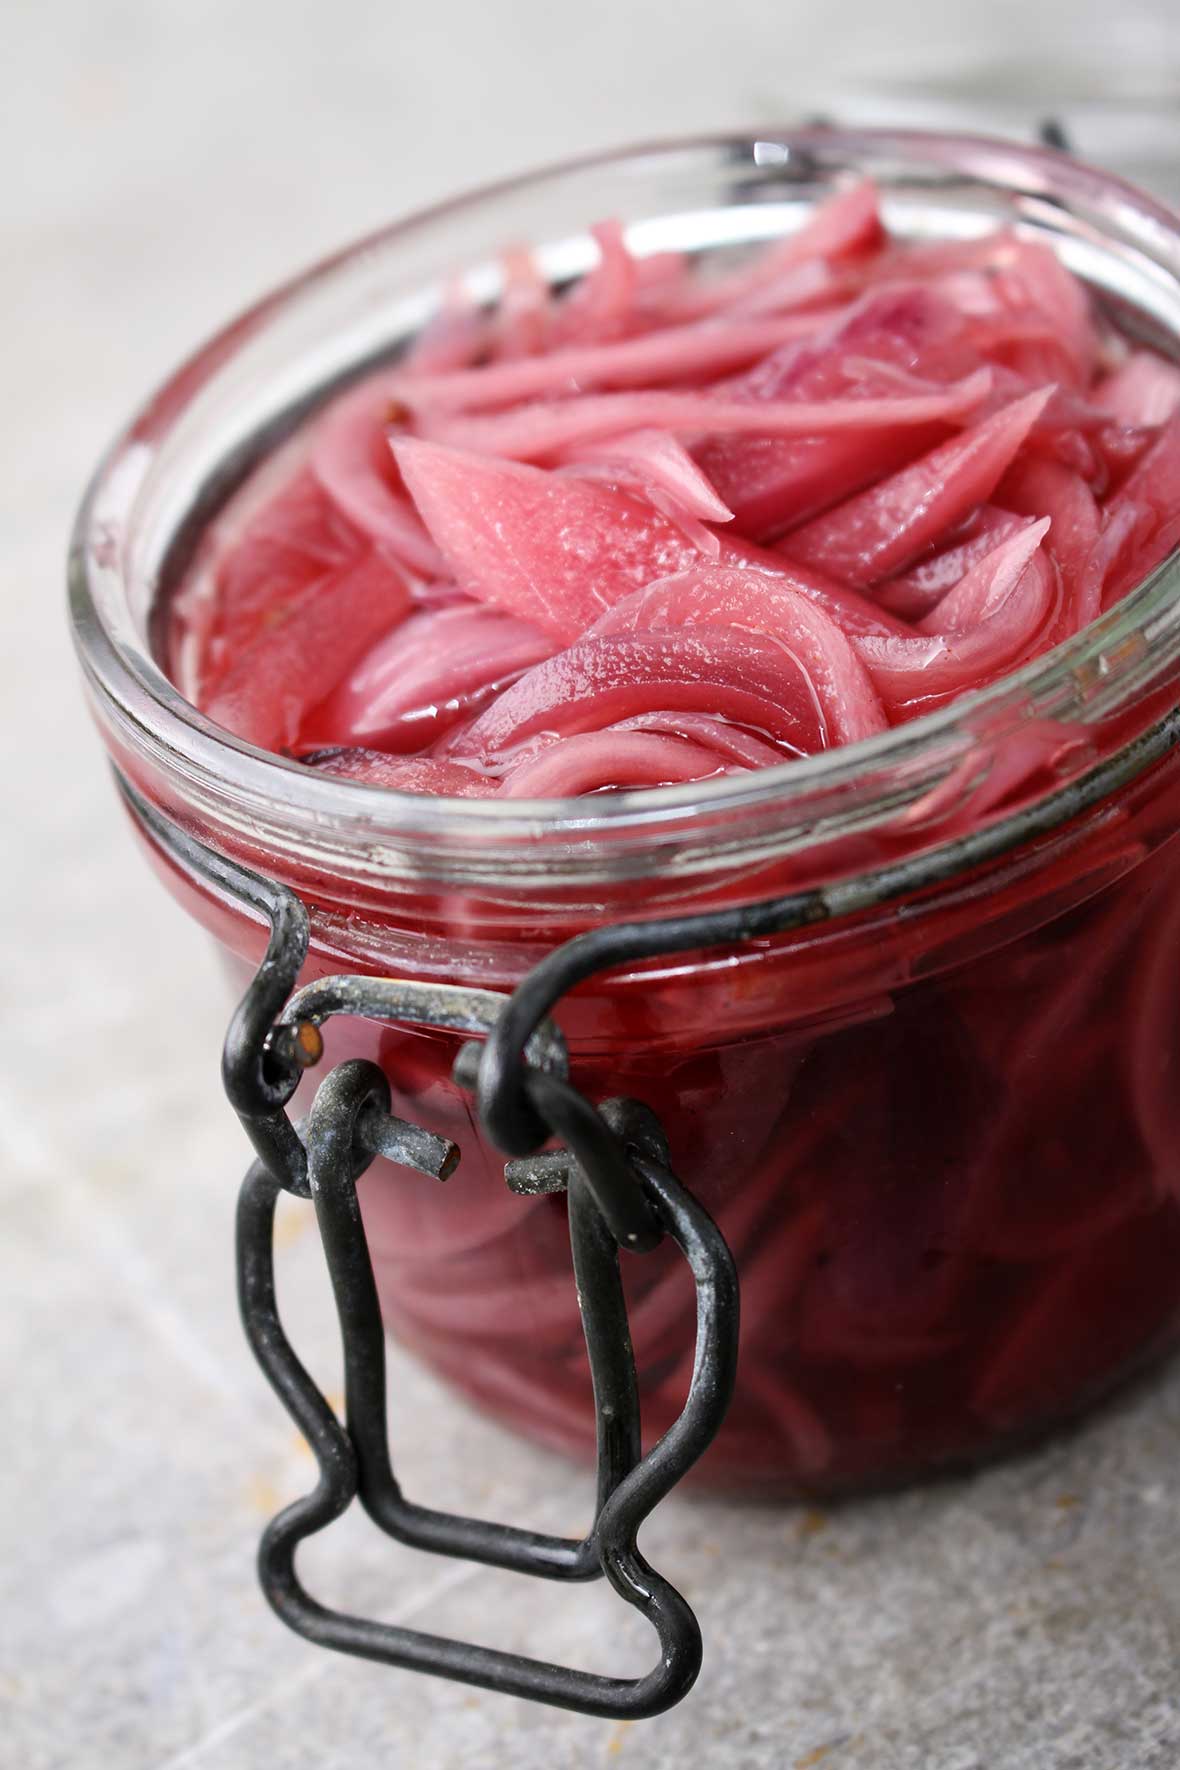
498, 729, 727, 796
298, 600, 557, 751
591, 565, 887, 745
786, 387, 1052, 587
417, 371, 992, 461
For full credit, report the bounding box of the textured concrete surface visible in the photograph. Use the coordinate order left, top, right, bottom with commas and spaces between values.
5, 5, 1180, 1767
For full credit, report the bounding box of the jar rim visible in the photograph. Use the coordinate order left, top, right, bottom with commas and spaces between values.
68, 125, 1180, 890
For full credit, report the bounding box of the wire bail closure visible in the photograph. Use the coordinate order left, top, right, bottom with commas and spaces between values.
120, 778, 740, 1719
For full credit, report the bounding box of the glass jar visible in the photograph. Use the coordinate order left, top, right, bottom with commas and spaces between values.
70, 128, 1180, 1495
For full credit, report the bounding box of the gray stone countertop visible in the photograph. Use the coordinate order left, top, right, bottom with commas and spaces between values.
6, 5, 1180, 1765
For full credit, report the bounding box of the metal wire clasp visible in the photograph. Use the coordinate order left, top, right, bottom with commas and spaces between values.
120, 780, 740, 1719
237, 1060, 738, 1717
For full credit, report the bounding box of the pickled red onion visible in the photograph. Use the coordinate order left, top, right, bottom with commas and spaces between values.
178, 181, 1180, 800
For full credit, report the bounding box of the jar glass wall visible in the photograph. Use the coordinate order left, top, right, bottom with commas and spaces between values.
71, 129, 1180, 1490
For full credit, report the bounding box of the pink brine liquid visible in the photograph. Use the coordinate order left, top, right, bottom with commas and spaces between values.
165, 179, 1180, 1490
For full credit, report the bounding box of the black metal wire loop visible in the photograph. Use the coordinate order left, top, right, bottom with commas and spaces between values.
302, 1059, 631, 1581
236, 1058, 738, 1717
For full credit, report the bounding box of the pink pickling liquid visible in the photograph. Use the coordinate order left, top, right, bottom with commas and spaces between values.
161, 181, 1180, 1491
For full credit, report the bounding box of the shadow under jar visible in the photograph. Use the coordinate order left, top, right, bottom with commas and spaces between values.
71, 129, 1180, 1496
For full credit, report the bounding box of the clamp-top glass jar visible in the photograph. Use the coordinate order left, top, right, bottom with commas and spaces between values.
71, 129, 1180, 1496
